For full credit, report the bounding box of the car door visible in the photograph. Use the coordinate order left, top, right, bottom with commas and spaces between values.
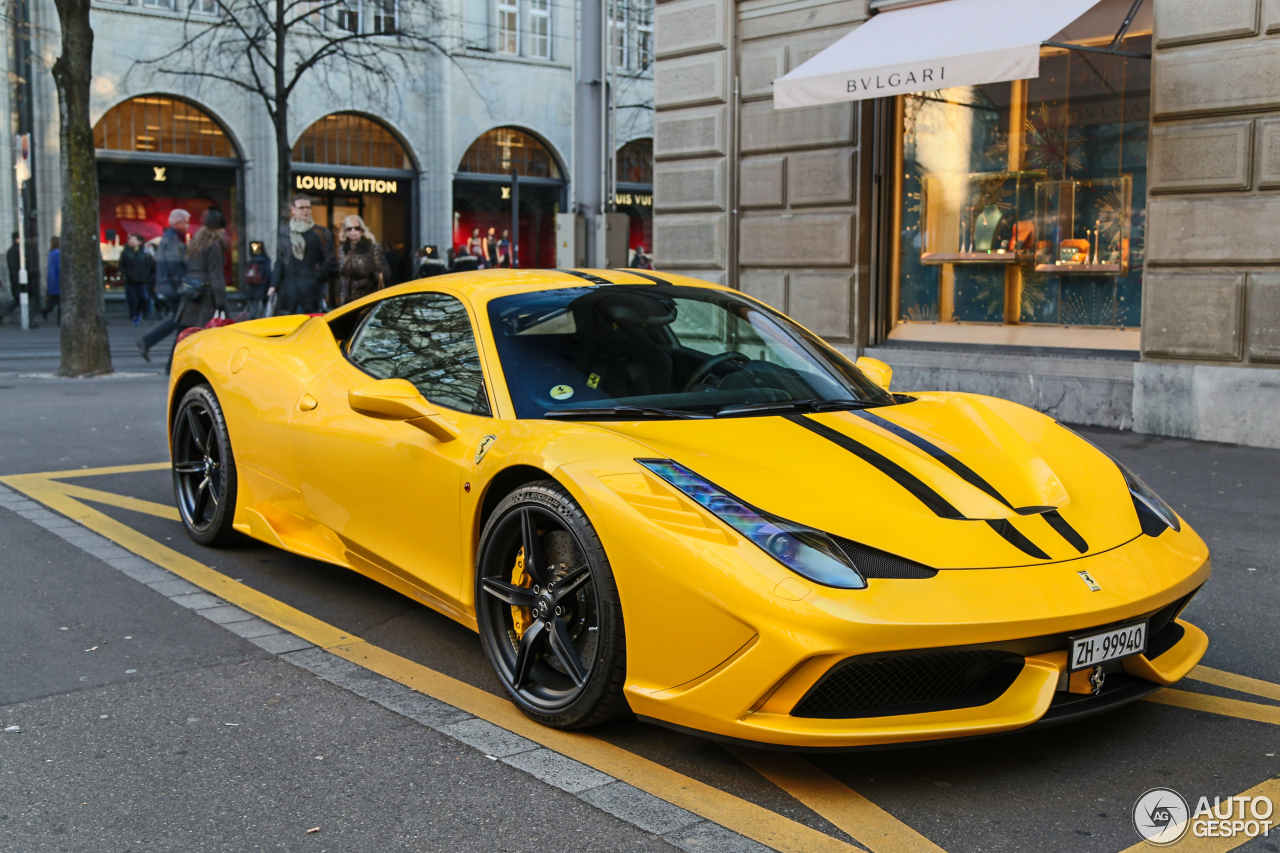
288, 291, 496, 611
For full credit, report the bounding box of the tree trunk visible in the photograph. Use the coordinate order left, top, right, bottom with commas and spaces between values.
276, 100, 292, 228
52, 0, 111, 376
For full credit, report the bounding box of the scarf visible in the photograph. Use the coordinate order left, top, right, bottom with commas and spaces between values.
289, 216, 316, 261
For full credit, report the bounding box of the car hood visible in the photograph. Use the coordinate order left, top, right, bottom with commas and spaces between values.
590, 393, 1145, 569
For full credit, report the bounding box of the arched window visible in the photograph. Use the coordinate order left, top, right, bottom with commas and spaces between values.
93, 96, 236, 158
617, 138, 652, 184
458, 127, 562, 179
292, 113, 412, 170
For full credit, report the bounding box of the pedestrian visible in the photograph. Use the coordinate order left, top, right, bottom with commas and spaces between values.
3, 231, 40, 327
336, 215, 390, 306
269, 194, 333, 314
244, 240, 272, 318
153, 209, 191, 321
117, 234, 154, 325
497, 229, 512, 268
42, 237, 61, 325
142, 239, 159, 319
136, 208, 220, 364
630, 246, 653, 270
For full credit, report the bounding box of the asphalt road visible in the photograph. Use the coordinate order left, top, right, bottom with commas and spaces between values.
2, 324, 1279, 853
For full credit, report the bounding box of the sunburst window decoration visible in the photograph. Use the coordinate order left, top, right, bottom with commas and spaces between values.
1024, 103, 1085, 179
1093, 187, 1127, 258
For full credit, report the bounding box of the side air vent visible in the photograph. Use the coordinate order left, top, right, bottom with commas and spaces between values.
831, 537, 938, 579
1014, 505, 1057, 515
793, 650, 1024, 718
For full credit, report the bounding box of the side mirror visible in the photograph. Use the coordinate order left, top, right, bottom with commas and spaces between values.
855, 356, 893, 392
348, 378, 460, 442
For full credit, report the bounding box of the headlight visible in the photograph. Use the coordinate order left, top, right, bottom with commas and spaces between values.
1117, 461, 1181, 535
638, 459, 866, 589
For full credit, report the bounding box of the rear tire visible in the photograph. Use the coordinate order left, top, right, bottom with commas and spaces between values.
171, 384, 238, 547
475, 480, 629, 728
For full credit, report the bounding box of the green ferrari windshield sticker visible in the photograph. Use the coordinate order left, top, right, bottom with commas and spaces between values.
550, 385, 574, 401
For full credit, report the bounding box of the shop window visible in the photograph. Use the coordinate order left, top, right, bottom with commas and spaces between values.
498, 0, 519, 54
457, 127, 561, 179
616, 138, 652, 184
292, 113, 412, 170
893, 35, 1150, 346
93, 96, 235, 159
528, 0, 549, 59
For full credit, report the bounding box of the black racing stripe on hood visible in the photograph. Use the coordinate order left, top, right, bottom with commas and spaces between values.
850, 410, 1014, 509
611, 269, 672, 285
556, 269, 615, 285
985, 519, 1051, 560
1043, 510, 1089, 554
787, 415, 964, 519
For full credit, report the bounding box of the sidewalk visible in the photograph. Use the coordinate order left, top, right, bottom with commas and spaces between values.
0, 312, 167, 375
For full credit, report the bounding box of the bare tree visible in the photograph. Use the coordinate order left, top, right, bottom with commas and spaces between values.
130, 0, 447, 226
52, 0, 112, 376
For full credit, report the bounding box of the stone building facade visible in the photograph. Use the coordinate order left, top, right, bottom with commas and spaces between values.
3, 0, 652, 288
652, 0, 1280, 449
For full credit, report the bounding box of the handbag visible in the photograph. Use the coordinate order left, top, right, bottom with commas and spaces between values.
176, 274, 208, 302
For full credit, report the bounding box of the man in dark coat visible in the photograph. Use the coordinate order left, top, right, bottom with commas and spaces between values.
118, 234, 155, 325
270, 195, 334, 314
136, 209, 191, 360
3, 231, 41, 326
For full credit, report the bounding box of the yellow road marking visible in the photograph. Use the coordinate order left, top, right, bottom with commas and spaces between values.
1191, 666, 1280, 703
56, 482, 180, 521
1116, 777, 1280, 853
2, 471, 865, 853
729, 748, 949, 853
18, 462, 171, 480
1145, 689, 1280, 727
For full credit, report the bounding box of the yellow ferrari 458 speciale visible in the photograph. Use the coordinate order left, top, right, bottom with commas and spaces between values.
167, 268, 1209, 749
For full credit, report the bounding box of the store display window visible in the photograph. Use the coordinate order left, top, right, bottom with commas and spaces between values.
892, 35, 1150, 346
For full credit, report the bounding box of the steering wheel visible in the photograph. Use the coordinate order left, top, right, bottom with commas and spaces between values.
683, 351, 751, 392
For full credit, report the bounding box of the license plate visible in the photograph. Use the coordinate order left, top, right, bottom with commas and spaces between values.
1069, 621, 1147, 671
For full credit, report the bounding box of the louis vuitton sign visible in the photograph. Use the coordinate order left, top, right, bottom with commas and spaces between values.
294, 174, 400, 194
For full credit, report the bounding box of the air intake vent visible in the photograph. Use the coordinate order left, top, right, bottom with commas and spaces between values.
831, 537, 937, 579
1014, 505, 1057, 515
793, 650, 1024, 718
1149, 588, 1198, 638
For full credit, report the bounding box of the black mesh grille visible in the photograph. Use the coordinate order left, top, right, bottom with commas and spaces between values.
793, 650, 1024, 718
1149, 588, 1197, 638
1014, 505, 1057, 515
831, 537, 938, 580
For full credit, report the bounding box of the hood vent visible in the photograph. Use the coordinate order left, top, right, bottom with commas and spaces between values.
831, 537, 938, 580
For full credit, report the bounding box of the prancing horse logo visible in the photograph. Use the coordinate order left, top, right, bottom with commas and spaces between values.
474, 434, 497, 465
1078, 570, 1101, 592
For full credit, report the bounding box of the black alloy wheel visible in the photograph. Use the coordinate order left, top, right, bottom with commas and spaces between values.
475, 481, 628, 728
172, 384, 238, 546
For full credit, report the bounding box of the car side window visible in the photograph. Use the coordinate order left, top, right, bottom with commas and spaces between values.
347, 293, 492, 416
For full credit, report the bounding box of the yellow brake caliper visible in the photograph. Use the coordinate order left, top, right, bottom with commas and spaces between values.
510, 546, 533, 640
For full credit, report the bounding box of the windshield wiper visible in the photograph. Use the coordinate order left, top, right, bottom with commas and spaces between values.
545, 406, 712, 421
715, 399, 883, 418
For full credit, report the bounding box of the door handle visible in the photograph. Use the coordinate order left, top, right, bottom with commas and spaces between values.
298, 394, 318, 411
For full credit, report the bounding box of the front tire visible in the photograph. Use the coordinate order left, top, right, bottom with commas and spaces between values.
171, 384, 238, 546
475, 480, 628, 728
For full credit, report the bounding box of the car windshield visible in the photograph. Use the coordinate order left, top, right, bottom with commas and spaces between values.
487, 284, 896, 419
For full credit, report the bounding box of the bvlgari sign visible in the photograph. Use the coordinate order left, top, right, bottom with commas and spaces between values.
295, 174, 400, 194
772, 0, 1104, 110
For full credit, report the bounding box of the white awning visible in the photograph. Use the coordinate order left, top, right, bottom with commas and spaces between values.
773, 0, 1147, 110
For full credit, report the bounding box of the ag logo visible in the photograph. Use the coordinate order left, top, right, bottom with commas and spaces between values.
1133, 787, 1190, 846
474, 434, 497, 465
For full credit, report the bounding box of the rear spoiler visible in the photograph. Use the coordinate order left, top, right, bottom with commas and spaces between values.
230, 314, 315, 338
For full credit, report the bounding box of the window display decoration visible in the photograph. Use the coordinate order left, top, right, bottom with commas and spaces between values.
920, 170, 1043, 264
1033, 176, 1131, 275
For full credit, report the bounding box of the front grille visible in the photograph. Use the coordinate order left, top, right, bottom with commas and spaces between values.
793, 649, 1024, 718
1149, 589, 1196, 638
831, 537, 938, 580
